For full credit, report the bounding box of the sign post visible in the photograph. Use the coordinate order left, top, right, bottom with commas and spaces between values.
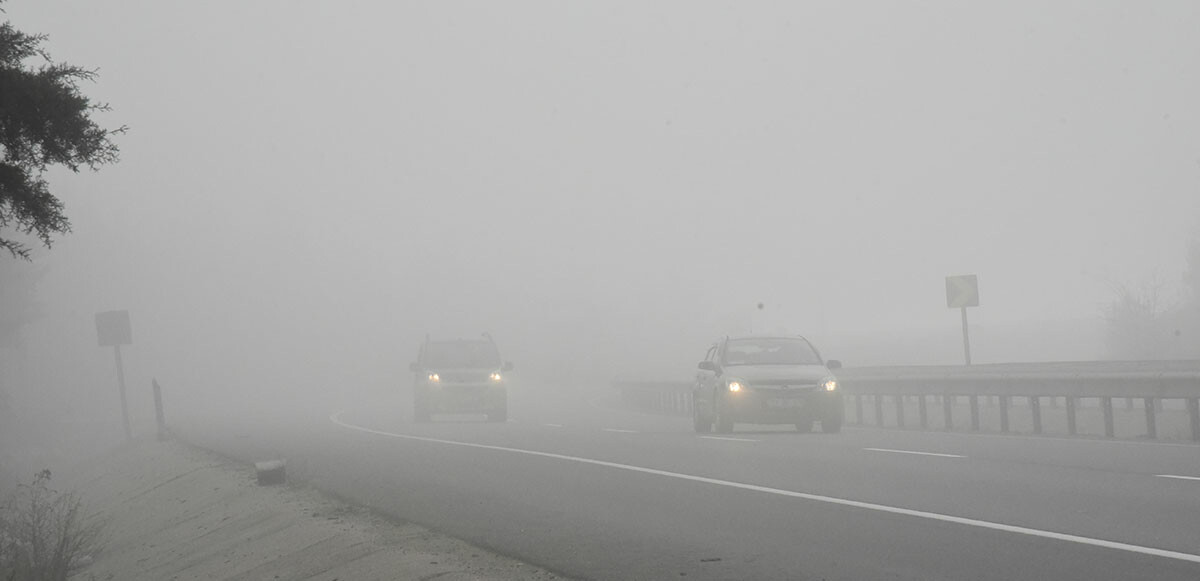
945, 275, 979, 365
95, 310, 133, 441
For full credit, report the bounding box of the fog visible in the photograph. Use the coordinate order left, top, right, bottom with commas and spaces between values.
4, 1, 1200, 440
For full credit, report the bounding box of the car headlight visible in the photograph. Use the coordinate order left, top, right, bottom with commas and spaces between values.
427, 373, 440, 383
728, 381, 744, 393
490, 372, 503, 382
822, 378, 838, 392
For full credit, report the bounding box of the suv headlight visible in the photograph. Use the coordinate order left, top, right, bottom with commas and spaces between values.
427, 373, 440, 383
490, 372, 503, 382
822, 378, 838, 392
728, 380, 744, 393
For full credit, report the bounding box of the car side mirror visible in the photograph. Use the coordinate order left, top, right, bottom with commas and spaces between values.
698, 361, 717, 371
826, 359, 842, 370
503, 361, 514, 371
409, 362, 421, 372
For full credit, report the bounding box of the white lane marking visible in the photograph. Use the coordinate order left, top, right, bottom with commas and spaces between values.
700, 436, 760, 442
330, 411, 1200, 565
864, 447, 966, 459
1157, 474, 1200, 482
602, 428, 638, 434
544, 423, 564, 428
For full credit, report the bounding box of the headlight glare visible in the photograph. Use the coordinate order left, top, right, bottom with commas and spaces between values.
428, 373, 440, 383
823, 379, 838, 392
490, 372, 503, 382
728, 381, 744, 393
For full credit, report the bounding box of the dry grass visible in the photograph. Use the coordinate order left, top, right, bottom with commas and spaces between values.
0, 470, 104, 581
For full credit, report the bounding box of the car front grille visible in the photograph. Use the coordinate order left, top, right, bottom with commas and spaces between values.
439, 372, 491, 383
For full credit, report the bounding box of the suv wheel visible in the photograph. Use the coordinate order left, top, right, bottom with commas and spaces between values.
822, 412, 843, 433
714, 399, 734, 433
413, 397, 431, 423
693, 403, 713, 433
487, 389, 508, 422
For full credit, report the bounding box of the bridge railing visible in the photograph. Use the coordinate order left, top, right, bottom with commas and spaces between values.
613, 361, 1200, 442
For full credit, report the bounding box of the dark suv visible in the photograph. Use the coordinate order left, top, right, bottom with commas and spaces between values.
410, 336, 512, 422
692, 336, 843, 433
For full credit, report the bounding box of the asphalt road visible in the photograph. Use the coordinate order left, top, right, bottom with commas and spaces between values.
177, 383, 1200, 580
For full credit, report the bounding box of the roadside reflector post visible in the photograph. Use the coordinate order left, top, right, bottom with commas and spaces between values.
1066, 396, 1077, 435
918, 395, 928, 429
153, 379, 167, 441
895, 396, 905, 428
999, 395, 1010, 433
943, 395, 953, 431
1143, 397, 1157, 440
969, 395, 980, 431
874, 395, 884, 427
1188, 398, 1200, 442
1030, 396, 1043, 434
1102, 397, 1115, 438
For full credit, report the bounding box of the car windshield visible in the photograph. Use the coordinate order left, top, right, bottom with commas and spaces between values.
425, 341, 501, 369
722, 338, 821, 366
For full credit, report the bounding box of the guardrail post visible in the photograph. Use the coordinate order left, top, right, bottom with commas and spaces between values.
943, 395, 953, 430
1124, 397, 1134, 411
895, 396, 905, 428
1030, 396, 1043, 434
1143, 397, 1156, 439
874, 395, 884, 427
854, 395, 864, 425
998, 396, 1009, 433
1188, 398, 1200, 442
1102, 397, 1115, 438
969, 395, 980, 431
1066, 396, 1077, 435
918, 395, 928, 429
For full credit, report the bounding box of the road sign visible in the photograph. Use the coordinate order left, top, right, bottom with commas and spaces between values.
95, 310, 132, 346
95, 310, 133, 441
945, 275, 980, 309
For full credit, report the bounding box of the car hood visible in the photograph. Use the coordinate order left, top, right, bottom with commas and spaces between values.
721, 364, 832, 383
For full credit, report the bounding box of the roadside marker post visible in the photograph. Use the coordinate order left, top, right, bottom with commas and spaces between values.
945, 275, 979, 366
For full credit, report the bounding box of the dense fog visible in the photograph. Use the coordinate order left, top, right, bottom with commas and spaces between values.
2, 1, 1199, 461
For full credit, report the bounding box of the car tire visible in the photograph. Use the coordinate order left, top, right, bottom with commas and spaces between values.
825, 405, 844, 434
822, 413, 843, 433
413, 398, 431, 423
693, 405, 713, 433
714, 399, 734, 434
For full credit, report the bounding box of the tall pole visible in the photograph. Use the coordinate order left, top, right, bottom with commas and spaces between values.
114, 344, 132, 441
960, 306, 972, 366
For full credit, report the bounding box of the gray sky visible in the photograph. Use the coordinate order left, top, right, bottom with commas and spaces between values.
7, 1, 1200, 386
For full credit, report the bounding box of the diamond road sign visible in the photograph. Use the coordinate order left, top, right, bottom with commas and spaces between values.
946, 275, 979, 308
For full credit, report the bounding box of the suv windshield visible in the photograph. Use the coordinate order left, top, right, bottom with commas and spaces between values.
425, 341, 501, 369
722, 338, 821, 366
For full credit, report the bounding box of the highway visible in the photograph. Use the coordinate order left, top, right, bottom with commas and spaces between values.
178, 384, 1200, 580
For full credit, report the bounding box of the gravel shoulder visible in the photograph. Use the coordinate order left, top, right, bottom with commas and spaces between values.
67, 438, 566, 581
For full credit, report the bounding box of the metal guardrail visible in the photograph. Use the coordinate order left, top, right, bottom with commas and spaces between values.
614, 360, 1200, 442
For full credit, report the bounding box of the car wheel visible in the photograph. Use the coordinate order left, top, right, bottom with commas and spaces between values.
714, 399, 734, 433
693, 405, 713, 433
413, 398, 431, 423
487, 396, 506, 420
822, 413, 843, 433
